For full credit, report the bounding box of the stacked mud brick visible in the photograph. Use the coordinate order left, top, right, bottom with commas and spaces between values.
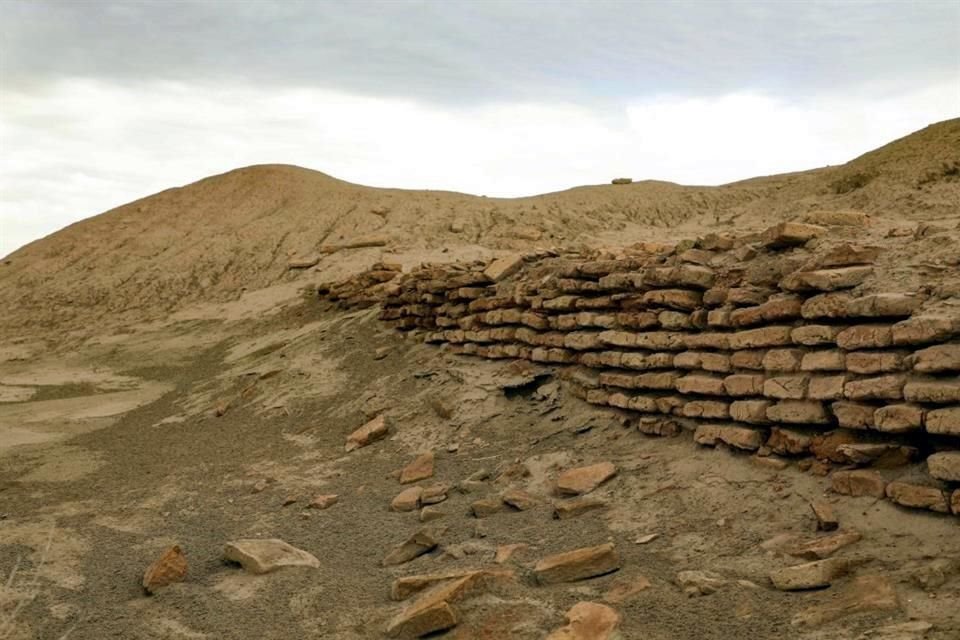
316, 261, 402, 308
320, 223, 960, 516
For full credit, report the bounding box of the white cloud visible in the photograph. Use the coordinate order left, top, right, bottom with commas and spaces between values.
1, 78, 957, 257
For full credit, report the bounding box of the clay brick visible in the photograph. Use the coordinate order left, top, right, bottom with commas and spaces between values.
845, 351, 906, 374
520, 312, 550, 330
767, 400, 831, 424
767, 427, 813, 455
729, 326, 793, 350
633, 372, 681, 390
846, 293, 922, 318
694, 424, 766, 450
730, 350, 766, 370
676, 374, 727, 396
831, 470, 886, 498
585, 389, 610, 405
807, 375, 848, 400
792, 325, 842, 346
598, 351, 625, 367
873, 404, 924, 433
730, 400, 773, 424
954, 490, 960, 515
707, 308, 734, 328
836, 325, 893, 351
782, 266, 873, 292
844, 375, 906, 401
801, 350, 846, 372
702, 287, 729, 306
681, 332, 733, 351
628, 395, 659, 412
678, 248, 715, 265
885, 482, 950, 513
674, 351, 731, 373
724, 374, 765, 396
831, 401, 876, 429
891, 315, 960, 346
676, 400, 730, 419
924, 406, 960, 436
763, 375, 809, 400
761, 222, 827, 248
689, 309, 709, 329
643, 289, 703, 311
763, 349, 806, 372
801, 292, 855, 320
644, 265, 715, 289
908, 344, 960, 373
655, 395, 685, 414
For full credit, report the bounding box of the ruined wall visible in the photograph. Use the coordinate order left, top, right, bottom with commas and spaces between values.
320, 221, 960, 517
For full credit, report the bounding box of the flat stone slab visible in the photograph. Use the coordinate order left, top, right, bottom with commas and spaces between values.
223, 539, 320, 574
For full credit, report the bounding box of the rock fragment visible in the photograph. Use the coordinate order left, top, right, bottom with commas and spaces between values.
224, 539, 320, 574
142, 545, 187, 594
556, 462, 617, 496
545, 601, 622, 640
534, 543, 621, 584
345, 414, 390, 452
400, 452, 435, 484
383, 526, 447, 566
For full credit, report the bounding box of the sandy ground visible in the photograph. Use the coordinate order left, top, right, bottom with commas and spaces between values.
1, 295, 957, 639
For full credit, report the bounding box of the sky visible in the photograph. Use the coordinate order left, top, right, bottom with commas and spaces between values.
1, 1, 958, 257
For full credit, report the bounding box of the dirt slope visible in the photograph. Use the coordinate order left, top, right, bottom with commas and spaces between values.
2, 119, 958, 337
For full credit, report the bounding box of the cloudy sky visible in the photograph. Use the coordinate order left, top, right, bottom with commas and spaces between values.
1, 1, 958, 257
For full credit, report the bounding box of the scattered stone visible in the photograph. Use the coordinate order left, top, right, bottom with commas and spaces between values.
857, 621, 932, 639
534, 543, 621, 585
214, 398, 231, 417
419, 507, 445, 522
456, 479, 487, 494
634, 533, 659, 545
885, 481, 950, 513
545, 601, 621, 640
307, 494, 338, 510
553, 497, 608, 520
386, 598, 457, 639
785, 531, 862, 560
694, 423, 765, 450
390, 568, 515, 601
556, 462, 617, 496
383, 526, 447, 566
809, 501, 839, 531
287, 255, 319, 269
604, 576, 652, 604
224, 539, 320, 574
282, 496, 298, 507
345, 414, 390, 452
831, 469, 886, 498
400, 452, 435, 484
769, 558, 848, 591
761, 222, 827, 248
911, 558, 959, 590
471, 498, 504, 518
501, 487, 538, 511
392, 486, 424, 512
142, 545, 187, 594
495, 543, 530, 564
791, 575, 898, 626
251, 479, 269, 494
374, 346, 392, 360
676, 570, 727, 596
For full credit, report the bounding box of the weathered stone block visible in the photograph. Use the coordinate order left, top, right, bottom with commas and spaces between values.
873, 404, 924, 433
724, 374, 765, 397
707, 308, 733, 327
677, 400, 730, 419
763, 375, 809, 400
767, 400, 830, 424
801, 350, 846, 372
730, 399, 773, 424
763, 348, 806, 372
782, 266, 873, 292
831, 401, 876, 429
836, 325, 893, 350
925, 406, 960, 435
727, 287, 774, 306
761, 221, 827, 248
681, 332, 731, 350
905, 381, 960, 404
729, 326, 793, 350
908, 343, 960, 373
534, 543, 621, 584
767, 427, 812, 455
730, 350, 766, 370
694, 423, 766, 450
892, 315, 960, 346
844, 375, 905, 401
801, 293, 855, 320
807, 375, 848, 400
846, 293, 922, 318
643, 289, 702, 310
730, 296, 803, 327
615, 311, 659, 329
791, 325, 842, 346
633, 331, 685, 350
676, 374, 727, 396
658, 310, 693, 330
845, 351, 905, 374
927, 452, 960, 482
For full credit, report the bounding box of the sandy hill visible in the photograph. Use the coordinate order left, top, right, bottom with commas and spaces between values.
2, 118, 958, 336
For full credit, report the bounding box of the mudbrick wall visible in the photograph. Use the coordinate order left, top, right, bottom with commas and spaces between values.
318, 221, 960, 517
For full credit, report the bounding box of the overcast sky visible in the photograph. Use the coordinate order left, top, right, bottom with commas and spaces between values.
1, 0, 958, 257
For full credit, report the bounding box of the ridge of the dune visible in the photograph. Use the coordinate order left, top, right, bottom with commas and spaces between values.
2, 118, 958, 336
